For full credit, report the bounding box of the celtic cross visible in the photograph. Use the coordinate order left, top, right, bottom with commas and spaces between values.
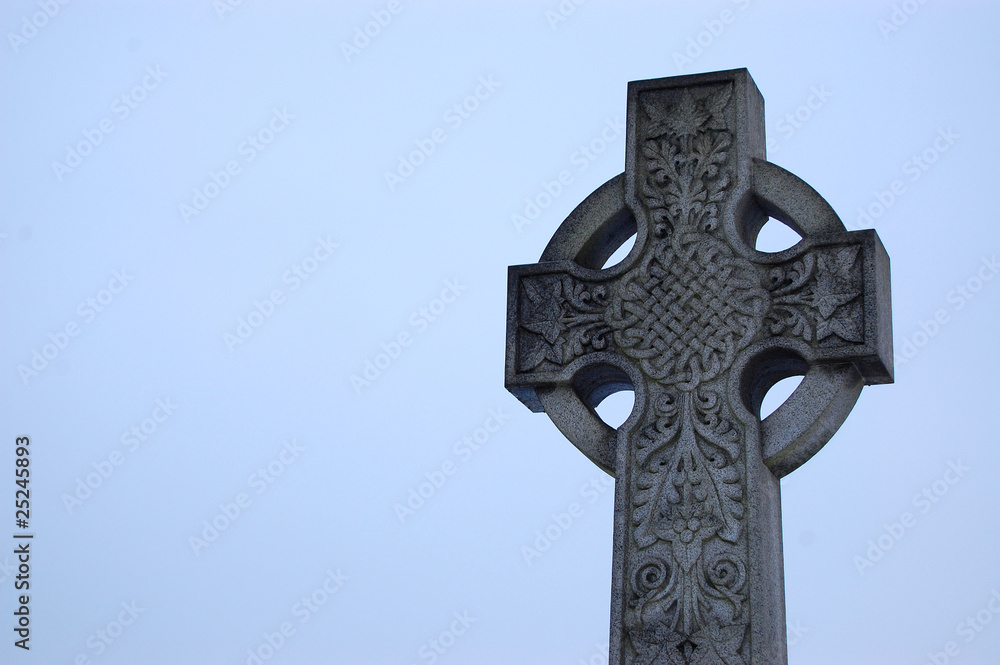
504, 69, 892, 665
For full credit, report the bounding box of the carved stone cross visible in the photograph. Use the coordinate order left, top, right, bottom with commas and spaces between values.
505, 69, 892, 665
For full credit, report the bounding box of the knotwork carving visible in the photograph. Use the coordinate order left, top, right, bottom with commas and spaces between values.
607, 235, 770, 390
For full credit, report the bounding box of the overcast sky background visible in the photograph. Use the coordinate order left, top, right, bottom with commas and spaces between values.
2, 1, 999, 664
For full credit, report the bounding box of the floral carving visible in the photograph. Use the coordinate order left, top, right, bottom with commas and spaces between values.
625, 382, 748, 665
765, 245, 864, 346
517, 274, 611, 372
640, 86, 732, 240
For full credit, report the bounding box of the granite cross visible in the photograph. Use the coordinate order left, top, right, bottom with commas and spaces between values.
504, 69, 892, 665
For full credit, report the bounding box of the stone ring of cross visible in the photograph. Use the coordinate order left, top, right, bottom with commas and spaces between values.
505, 69, 892, 664
520, 159, 888, 479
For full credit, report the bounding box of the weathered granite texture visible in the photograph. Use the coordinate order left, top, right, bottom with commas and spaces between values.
505, 69, 893, 665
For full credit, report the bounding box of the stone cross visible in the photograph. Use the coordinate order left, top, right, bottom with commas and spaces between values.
505, 69, 892, 665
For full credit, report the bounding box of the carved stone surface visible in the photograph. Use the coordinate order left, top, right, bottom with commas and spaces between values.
505, 69, 893, 665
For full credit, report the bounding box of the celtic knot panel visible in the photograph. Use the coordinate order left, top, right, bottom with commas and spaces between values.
608, 234, 770, 391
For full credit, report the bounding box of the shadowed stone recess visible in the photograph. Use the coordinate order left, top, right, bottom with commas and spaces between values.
505, 69, 893, 665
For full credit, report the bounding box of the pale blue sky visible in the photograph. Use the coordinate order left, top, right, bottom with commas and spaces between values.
2, 1, 999, 664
